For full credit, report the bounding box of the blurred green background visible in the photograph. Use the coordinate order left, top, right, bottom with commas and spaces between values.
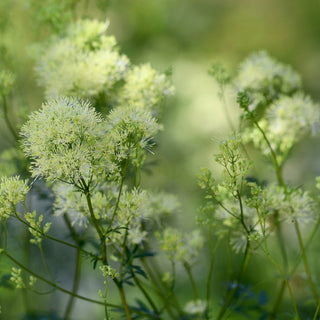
1, 0, 320, 319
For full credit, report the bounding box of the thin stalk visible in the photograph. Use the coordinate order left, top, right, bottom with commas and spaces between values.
103, 281, 110, 320
237, 190, 249, 234
268, 281, 286, 320
206, 236, 220, 320
64, 248, 82, 319
184, 262, 199, 300
252, 118, 286, 190
216, 241, 251, 320
1, 250, 116, 307
252, 115, 293, 317
39, 245, 54, 282
63, 213, 83, 320
256, 207, 300, 320
263, 248, 300, 320
106, 174, 125, 235
132, 271, 161, 316
1, 94, 18, 140
119, 223, 129, 282
63, 213, 83, 245
313, 301, 320, 320
140, 258, 179, 319
293, 219, 319, 304
1, 222, 8, 249
83, 184, 103, 240
13, 213, 98, 260
82, 180, 108, 267
114, 280, 132, 320
274, 211, 288, 271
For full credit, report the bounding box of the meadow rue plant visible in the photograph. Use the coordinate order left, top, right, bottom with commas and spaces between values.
36, 19, 130, 99
116, 63, 175, 114
242, 93, 320, 164
20, 97, 104, 184
235, 51, 302, 111
2, 14, 320, 320
0, 176, 29, 221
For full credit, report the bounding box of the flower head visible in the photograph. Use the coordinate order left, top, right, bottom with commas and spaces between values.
21, 97, 103, 184
116, 64, 174, 113
36, 19, 129, 99
235, 51, 301, 110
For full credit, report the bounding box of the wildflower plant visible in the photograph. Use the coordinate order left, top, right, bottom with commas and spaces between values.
201, 51, 320, 319
1, 14, 320, 320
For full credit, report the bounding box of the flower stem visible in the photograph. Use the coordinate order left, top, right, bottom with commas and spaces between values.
1, 249, 114, 307
216, 241, 251, 320
206, 235, 220, 320
1, 94, 18, 141
114, 279, 132, 320
131, 271, 161, 316
293, 219, 319, 304
64, 248, 82, 320
184, 262, 199, 300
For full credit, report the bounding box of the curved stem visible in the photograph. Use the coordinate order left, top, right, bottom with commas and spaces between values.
39, 245, 54, 282
1, 249, 115, 307
184, 262, 198, 300
313, 301, 320, 320
206, 233, 219, 319
106, 174, 125, 235
251, 118, 286, 190
293, 219, 319, 304
132, 271, 161, 316
264, 249, 300, 320
13, 213, 98, 260
216, 241, 251, 320
1, 94, 18, 141
114, 279, 132, 320
64, 248, 82, 320
140, 257, 180, 319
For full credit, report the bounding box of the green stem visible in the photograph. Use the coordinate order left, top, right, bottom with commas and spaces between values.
63, 213, 83, 245
274, 210, 288, 271
237, 190, 249, 234
114, 280, 132, 320
293, 219, 319, 304
256, 207, 300, 320
106, 174, 125, 235
1, 249, 116, 307
1, 94, 18, 140
184, 262, 199, 300
264, 248, 300, 320
216, 241, 251, 320
206, 232, 219, 320
140, 258, 179, 319
64, 248, 82, 320
13, 213, 98, 260
132, 271, 161, 316
81, 179, 108, 267
1, 222, 8, 250
313, 301, 320, 320
104, 281, 110, 320
252, 118, 286, 190
39, 245, 54, 282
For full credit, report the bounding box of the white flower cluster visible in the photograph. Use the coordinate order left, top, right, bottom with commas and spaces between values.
243, 93, 319, 163
235, 51, 301, 110
157, 228, 204, 264
20, 97, 104, 183
116, 64, 175, 113
36, 19, 129, 98
0, 176, 29, 222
